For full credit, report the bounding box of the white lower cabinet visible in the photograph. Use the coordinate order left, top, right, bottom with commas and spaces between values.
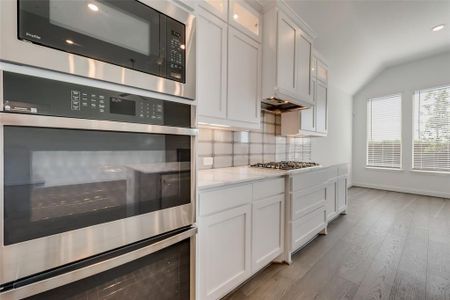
197, 177, 285, 300
337, 176, 348, 213
325, 179, 337, 222
291, 206, 326, 251
198, 204, 252, 300
252, 194, 284, 273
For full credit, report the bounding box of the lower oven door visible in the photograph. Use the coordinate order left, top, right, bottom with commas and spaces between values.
1, 227, 196, 300
0, 114, 196, 285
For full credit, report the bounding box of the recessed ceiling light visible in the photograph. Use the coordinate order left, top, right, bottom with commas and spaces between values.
233, 14, 239, 20
65, 39, 74, 45
88, 3, 99, 12
432, 24, 445, 32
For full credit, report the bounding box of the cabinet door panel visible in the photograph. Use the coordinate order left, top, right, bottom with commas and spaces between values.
325, 181, 337, 222
252, 195, 284, 273
197, 9, 228, 119
229, 0, 261, 41
316, 81, 328, 133
277, 13, 297, 94
227, 27, 261, 124
301, 79, 316, 131
199, 0, 228, 21
199, 204, 252, 300
337, 177, 348, 212
297, 34, 312, 101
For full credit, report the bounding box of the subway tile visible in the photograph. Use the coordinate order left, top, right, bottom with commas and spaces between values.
275, 126, 281, 135
250, 143, 263, 154
198, 142, 213, 156
250, 132, 263, 143
234, 131, 250, 143
199, 164, 212, 170
276, 136, 287, 145
198, 128, 213, 142
233, 155, 249, 166
214, 142, 233, 155
263, 144, 276, 154
214, 156, 233, 168
263, 123, 275, 134
263, 112, 275, 124
276, 143, 286, 154
275, 115, 281, 125
213, 130, 233, 142
263, 153, 276, 163
263, 133, 276, 144
276, 152, 287, 161
234, 143, 249, 155
250, 154, 263, 164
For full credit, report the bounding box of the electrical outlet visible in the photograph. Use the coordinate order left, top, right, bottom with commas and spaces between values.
203, 157, 213, 166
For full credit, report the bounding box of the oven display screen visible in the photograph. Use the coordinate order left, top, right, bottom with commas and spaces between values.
110, 97, 136, 115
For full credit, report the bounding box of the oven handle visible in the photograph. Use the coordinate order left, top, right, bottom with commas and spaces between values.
0, 227, 197, 300
0, 113, 198, 136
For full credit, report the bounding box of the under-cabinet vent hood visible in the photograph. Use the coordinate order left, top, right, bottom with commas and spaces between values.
261, 96, 307, 113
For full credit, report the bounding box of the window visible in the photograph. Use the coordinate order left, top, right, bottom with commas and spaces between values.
413, 85, 450, 172
367, 94, 402, 168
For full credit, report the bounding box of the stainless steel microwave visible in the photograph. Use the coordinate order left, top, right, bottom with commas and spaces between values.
0, 0, 196, 99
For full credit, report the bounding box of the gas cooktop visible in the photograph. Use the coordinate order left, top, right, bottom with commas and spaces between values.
250, 161, 320, 170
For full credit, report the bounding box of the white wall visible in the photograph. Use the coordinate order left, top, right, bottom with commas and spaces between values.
352, 51, 450, 198
311, 84, 353, 184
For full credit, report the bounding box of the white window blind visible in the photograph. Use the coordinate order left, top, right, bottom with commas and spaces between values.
367, 94, 402, 168
413, 85, 450, 172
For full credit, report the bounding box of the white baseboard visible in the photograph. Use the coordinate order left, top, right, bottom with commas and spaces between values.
351, 182, 450, 199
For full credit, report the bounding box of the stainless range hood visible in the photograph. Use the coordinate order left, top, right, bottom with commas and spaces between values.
261, 97, 307, 113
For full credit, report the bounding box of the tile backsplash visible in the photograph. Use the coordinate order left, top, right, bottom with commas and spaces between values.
198, 112, 311, 169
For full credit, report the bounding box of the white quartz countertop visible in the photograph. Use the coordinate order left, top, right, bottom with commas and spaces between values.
198, 166, 286, 190
198, 164, 348, 190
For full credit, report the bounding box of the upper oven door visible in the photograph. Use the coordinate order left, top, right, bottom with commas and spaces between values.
0, 0, 196, 99
0, 113, 196, 285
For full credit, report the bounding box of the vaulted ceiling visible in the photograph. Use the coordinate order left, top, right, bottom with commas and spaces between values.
284, 0, 450, 95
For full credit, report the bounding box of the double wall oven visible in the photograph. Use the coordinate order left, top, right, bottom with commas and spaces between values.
0, 67, 197, 299
0, 0, 197, 298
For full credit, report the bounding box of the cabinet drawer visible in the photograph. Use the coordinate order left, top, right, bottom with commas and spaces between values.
199, 184, 252, 216
292, 186, 326, 220
291, 167, 337, 191
253, 177, 285, 200
291, 206, 326, 251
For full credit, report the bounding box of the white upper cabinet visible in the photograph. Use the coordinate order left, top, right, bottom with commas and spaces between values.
277, 13, 298, 96
196, 0, 262, 130
317, 59, 328, 84
199, 0, 228, 21
300, 79, 316, 132
262, 6, 314, 106
227, 27, 261, 125
197, 8, 227, 120
315, 80, 328, 134
229, 0, 261, 41
296, 35, 313, 101
281, 55, 328, 137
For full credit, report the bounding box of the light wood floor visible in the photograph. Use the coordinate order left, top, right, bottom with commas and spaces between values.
225, 187, 450, 300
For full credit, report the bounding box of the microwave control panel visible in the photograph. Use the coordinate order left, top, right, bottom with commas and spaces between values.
1, 72, 191, 128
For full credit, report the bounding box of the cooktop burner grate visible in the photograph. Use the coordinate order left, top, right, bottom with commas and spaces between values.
250, 161, 320, 170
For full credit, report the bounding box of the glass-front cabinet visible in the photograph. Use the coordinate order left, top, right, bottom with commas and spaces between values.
229, 0, 261, 41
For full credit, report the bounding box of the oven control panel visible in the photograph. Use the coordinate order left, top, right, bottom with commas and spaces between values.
2, 71, 191, 128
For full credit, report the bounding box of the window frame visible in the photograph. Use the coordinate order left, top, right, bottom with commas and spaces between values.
412, 84, 450, 173
366, 93, 403, 169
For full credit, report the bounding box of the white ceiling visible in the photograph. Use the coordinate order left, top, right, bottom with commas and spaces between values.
284, 0, 450, 95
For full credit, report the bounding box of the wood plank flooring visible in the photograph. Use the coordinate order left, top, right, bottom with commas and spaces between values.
224, 187, 450, 300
